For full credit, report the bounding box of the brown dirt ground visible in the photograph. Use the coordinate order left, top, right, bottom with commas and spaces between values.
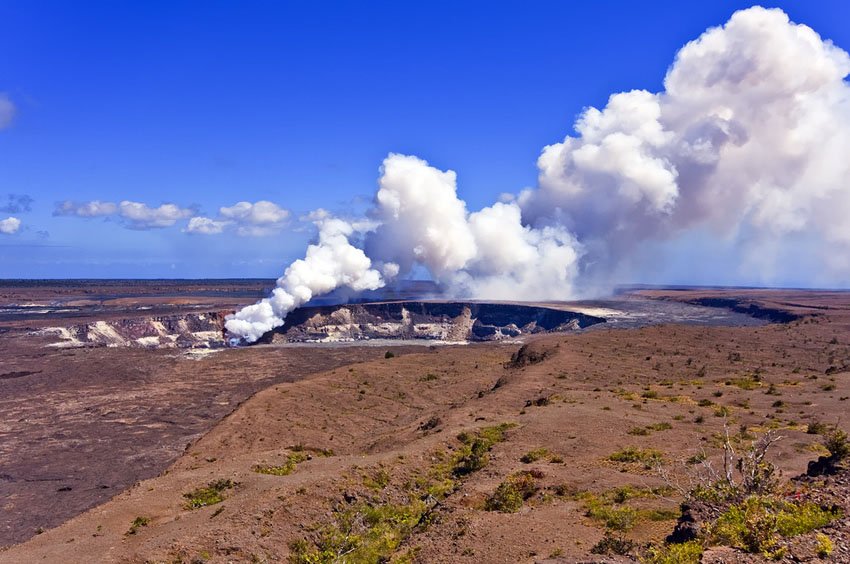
2, 289, 850, 563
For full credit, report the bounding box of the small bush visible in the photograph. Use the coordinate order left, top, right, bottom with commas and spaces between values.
644, 540, 704, 564
714, 405, 732, 417
822, 428, 850, 461
816, 532, 833, 558
384, 351, 395, 359
728, 377, 761, 390
485, 472, 538, 513
686, 452, 707, 465
608, 447, 663, 468
253, 451, 309, 476
363, 468, 392, 490
520, 447, 550, 463
807, 420, 829, 435
183, 479, 234, 509
590, 532, 635, 556
126, 516, 150, 535
582, 496, 638, 531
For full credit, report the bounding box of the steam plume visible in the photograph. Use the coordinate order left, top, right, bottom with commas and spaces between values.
227, 6, 850, 342
225, 214, 388, 342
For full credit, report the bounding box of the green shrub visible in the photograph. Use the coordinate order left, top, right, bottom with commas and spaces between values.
815, 532, 833, 558
363, 467, 392, 490
608, 447, 663, 468
485, 472, 538, 513
183, 479, 234, 509
126, 516, 150, 535
384, 351, 395, 359
589, 532, 635, 556
253, 451, 310, 476
643, 540, 704, 564
520, 447, 550, 463
582, 495, 638, 531
807, 420, 829, 435
823, 428, 850, 461
708, 496, 841, 556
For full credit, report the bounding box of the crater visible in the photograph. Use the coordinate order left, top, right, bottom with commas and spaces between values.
260, 301, 606, 344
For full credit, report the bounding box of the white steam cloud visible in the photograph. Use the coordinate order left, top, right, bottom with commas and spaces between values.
225, 214, 387, 341
227, 6, 850, 342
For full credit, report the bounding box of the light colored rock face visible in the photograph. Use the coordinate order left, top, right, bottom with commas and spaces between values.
34, 302, 604, 349
271, 302, 603, 343
38, 312, 227, 349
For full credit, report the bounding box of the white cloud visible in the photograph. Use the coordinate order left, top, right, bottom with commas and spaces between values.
54, 200, 193, 229
54, 200, 118, 217
187, 200, 290, 236
0, 216, 21, 234
0, 94, 14, 129
185, 216, 230, 235
118, 201, 193, 229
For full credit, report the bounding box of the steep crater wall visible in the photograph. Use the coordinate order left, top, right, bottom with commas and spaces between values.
39, 312, 227, 348
263, 301, 606, 343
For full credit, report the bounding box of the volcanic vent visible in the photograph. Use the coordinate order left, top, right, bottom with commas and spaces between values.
257, 301, 605, 344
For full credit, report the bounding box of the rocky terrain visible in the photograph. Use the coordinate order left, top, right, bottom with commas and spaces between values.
1, 288, 848, 563
268, 302, 605, 343
38, 312, 229, 349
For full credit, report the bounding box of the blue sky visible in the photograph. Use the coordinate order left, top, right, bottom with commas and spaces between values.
0, 1, 848, 280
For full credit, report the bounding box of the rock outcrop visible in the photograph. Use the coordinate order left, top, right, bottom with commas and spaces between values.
268, 301, 604, 343
39, 312, 227, 348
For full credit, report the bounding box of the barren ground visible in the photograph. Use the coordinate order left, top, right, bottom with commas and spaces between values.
1, 287, 849, 563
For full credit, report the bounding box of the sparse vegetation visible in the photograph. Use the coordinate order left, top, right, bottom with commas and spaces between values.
577, 486, 677, 533
608, 447, 663, 469
816, 532, 834, 558
291, 423, 516, 562
643, 540, 703, 564
363, 467, 392, 490
823, 427, 850, 461
707, 496, 841, 557
253, 451, 310, 476
126, 516, 150, 535
485, 471, 539, 512
183, 479, 234, 510
519, 447, 551, 463
589, 531, 635, 556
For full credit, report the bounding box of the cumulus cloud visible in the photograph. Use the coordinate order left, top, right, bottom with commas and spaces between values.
0, 217, 21, 235
118, 201, 193, 229
0, 94, 14, 129
54, 199, 193, 229
0, 194, 34, 214
54, 200, 118, 217
187, 200, 290, 237
185, 216, 229, 235
221, 6, 850, 342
